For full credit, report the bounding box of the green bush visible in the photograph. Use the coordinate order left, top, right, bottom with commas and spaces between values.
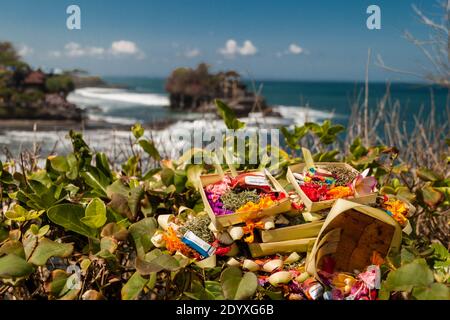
45, 75, 75, 95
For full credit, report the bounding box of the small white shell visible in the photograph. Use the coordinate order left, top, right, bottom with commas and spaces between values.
157, 214, 175, 231
284, 252, 300, 264
268, 271, 293, 286
295, 272, 310, 283
243, 259, 260, 272
216, 231, 234, 245
262, 259, 283, 273
261, 217, 275, 230
150, 231, 166, 248
195, 255, 216, 269
226, 257, 241, 267
228, 226, 244, 240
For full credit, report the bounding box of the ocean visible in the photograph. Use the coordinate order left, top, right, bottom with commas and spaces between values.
0, 78, 448, 160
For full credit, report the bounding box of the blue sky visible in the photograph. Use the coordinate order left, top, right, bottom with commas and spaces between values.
0, 0, 442, 81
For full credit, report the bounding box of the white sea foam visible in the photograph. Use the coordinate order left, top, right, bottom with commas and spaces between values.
1, 87, 339, 161
87, 113, 138, 125
67, 87, 170, 108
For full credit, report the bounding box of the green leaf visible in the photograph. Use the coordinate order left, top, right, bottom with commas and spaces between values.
5, 204, 44, 222
95, 153, 113, 180
421, 186, 444, 207
328, 124, 345, 135
121, 272, 148, 300
49, 156, 69, 172
304, 122, 321, 133
100, 236, 118, 254
215, 99, 245, 130
220, 267, 258, 300
81, 198, 107, 229
28, 238, 74, 266
416, 168, 442, 182
58, 273, 81, 300
136, 252, 180, 275
80, 171, 107, 196
0, 240, 25, 258
412, 283, 450, 300
66, 153, 79, 180
131, 123, 144, 139
0, 254, 34, 278
382, 259, 434, 293
139, 140, 161, 161
106, 180, 130, 198
430, 243, 449, 261
400, 248, 416, 265
174, 170, 187, 192
161, 168, 175, 187
186, 165, 203, 190
128, 217, 158, 257
48, 204, 98, 238
46, 269, 69, 296
128, 186, 144, 219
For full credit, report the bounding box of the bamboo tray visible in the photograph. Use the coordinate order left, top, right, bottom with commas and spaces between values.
287, 162, 377, 212
199, 169, 291, 229
248, 237, 316, 258
306, 199, 402, 277
260, 220, 324, 243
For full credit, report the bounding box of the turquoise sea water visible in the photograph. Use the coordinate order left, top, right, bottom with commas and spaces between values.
95, 77, 448, 127
1, 77, 447, 159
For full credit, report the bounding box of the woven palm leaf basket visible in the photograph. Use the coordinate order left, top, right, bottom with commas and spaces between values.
306, 199, 402, 278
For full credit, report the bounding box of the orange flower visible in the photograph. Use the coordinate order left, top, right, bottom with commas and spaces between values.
242, 220, 265, 243
236, 196, 275, 214
326, 186, 353, 199
383, 199, 408, 226
163, 227, 197, 257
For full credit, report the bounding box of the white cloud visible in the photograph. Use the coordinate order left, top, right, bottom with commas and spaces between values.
64, 42, 105, 58
240, 40, 258, 56
289, 43, 303, 55
184, 48, 201, 58
276, 43, 306, 58
218, 39, 258, 58
110, 40, 138, 55
18, 44, 34, 57
49, 40, 145, 59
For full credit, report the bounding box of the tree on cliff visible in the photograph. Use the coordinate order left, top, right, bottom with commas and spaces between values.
0, 42, 29, 69
165, 63, 240, 110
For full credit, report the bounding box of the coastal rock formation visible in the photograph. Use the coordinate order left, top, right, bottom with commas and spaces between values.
0, 41, 84, 121
166, 63, 270, 117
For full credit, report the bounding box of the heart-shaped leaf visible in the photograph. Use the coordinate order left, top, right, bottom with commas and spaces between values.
129, 217, 157, 257
0, 254, 34, 278
382, 259, 434, 293
136, 251, 180, 275
81, 198, 107, 229
412, 283, 450, 300
220, 266, 258, 300
421, 186, 444, 208
416, 168, 442, 182
48, 204, 98, 238
28, 238, 74, 266
49, 156, 69, 172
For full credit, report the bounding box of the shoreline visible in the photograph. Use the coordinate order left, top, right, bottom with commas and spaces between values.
0, 118, 177, 132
